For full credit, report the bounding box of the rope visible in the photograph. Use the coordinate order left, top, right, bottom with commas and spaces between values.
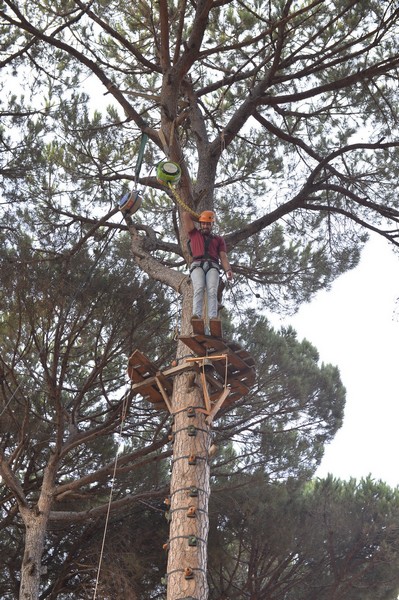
167, 182, 200, 219
169, 506, 206, 515
92, 392, 129, 599
171, 405, 205, 416
168, 534, 206, 545
223, 352, 228, 389
134, 133, 148, 185
167, 567, 207, 576
0, 381, 22, 418
173, 298, 181, 341
172, 455, 207, 464
223, 278, 246, 332
170, 486, 207, 497
172, 425, 210, 436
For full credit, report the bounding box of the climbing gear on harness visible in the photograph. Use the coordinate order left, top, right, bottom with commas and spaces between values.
119, 190, 142, 216
199, 210, 215, 223
188, 234, 220, 273
157, 161, 181, 185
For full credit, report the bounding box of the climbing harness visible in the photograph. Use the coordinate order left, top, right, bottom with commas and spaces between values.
188, 230, 222, 279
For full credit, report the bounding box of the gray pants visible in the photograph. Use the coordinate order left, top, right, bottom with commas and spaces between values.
190, 261, 220, 319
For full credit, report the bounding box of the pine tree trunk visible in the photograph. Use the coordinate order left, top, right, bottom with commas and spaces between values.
19, 507, 50, 599
166, 369, 211, 600
166, 288, 211, 600
19, 464, 55, 599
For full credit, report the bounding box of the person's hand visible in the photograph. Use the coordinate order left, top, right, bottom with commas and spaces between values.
226, 269, 233, 281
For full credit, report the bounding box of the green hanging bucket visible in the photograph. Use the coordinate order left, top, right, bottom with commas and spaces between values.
156, 161, 181, 185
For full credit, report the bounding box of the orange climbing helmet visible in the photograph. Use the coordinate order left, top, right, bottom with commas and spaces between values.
199, 210, 215, 223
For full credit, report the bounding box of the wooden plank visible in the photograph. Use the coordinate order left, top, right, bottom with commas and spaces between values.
152, 402, 168, 411
224, 350, 248, 371
191, 317, 205, 336
226, 344, 254, 364
185, 354, 228, 364
204, 371, 225, 391
228, 378, 250, 396
137, 397, 168, 412
127, 355, 200, 407
212, 359, 240, 381
126, 344, 256, 414
127, 349, 158, 382
206, 387, 230, 424
222, 392, 241, 407
209, 318, 222, 338
200, 370, 211, 414
135, 383, 164, 403
201, 338, 226, 352
126, 352, 166, 403
127, 348, 156, 372
163, 362, 200, 377
179, 335, 208, 356
134, 361, 199, 386
209, 389, 224, 403
155, 376, 173, 413
155, 370, 173, 391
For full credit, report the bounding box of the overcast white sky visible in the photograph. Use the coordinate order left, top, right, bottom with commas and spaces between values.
274, 235, 399, 488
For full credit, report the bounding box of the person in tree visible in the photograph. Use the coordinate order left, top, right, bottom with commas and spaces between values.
182, 210, 233, 322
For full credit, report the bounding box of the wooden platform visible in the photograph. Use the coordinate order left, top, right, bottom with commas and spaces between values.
179, 334, 256, 407
127, 334, 256, 417
127, 350, 194, 411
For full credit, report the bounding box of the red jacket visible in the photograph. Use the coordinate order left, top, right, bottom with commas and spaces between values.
188, 228, 226, 263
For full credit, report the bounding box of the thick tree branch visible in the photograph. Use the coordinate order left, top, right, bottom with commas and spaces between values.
1, 1, 158, 140
126, 219, 187, 292
49, 487, 169, 523
0, 451, 29, 509
55, 442, 170, 499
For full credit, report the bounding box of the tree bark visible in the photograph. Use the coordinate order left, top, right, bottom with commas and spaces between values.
18, 475, 54, 600
19, 507, 50, 599
166, 369, 211, 600
165, 289, 211, 600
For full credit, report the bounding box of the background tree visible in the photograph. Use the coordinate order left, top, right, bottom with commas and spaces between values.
0, 260, 345, 598
0, 236, 175, 598
207, 476, 399, 600
1, 0, 399, 598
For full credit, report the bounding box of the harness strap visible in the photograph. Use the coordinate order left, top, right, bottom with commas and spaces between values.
192, 234, 219, 263
190, 259, 220, 274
